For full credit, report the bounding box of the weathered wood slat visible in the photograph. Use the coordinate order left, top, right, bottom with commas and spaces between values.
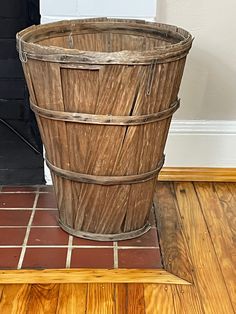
0, 269, 189, 284
46, 157, 164, 185
30, 98, 180, 125
18, 18, 192, 239
174, 182, 234, 314
17, 19, 193, 65
194, 182, 236, 312
159, 167, 236, 182
154, 182, 194, 283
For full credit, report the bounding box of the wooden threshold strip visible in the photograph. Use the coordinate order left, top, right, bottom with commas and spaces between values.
159, 167, 236, 182
0, 269, 190, 285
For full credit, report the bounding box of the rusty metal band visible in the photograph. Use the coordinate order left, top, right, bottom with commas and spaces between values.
30, 99, 180, 126
46, 156, 165, 186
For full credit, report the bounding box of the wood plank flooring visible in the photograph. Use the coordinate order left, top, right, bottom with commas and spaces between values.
0, 181, 235, 313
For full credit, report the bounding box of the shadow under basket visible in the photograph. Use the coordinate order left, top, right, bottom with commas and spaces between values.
17, 18, 193, 240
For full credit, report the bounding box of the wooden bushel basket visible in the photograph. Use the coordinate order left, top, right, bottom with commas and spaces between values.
17, 18, 193, 241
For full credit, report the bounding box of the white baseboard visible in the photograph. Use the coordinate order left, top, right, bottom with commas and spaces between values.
165, 120, 236, 167
44, 120, 236, 184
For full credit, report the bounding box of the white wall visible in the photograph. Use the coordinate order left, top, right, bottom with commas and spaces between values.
157, 0, 236, 120
40, 0, 156, 23
156, 0, 236, 168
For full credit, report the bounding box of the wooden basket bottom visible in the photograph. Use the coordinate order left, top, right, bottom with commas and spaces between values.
58, 218, 151, 241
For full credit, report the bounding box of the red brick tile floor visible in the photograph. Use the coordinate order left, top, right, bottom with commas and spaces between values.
0, 186, 163, 270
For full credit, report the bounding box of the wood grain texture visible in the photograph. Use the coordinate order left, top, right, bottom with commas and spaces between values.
144, 284, 175, 314
194, 182, 236, 311
171, 285, 203, 314
154, 182, 194, 283
22, 284, 59, 314
86, 283, 115, 314
20, 18, 192, 239
0, 284, 31, 314
174, 182, 234, 314
0, 269, 189, 285
56, 284, 87, 314
127, 284, 145, 314
17, 18, 193, 65
114, 284, 128, 314
159, 167, 236, 182
30, 99, 180, 126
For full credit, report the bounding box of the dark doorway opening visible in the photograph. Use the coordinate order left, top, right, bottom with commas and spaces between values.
0, 0, 45, 185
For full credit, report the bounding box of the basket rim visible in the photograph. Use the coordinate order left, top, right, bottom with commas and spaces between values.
16, 18, 193, 65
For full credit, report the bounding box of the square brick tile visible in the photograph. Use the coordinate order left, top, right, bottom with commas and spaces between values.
118, 248, 162, 268
0, 248, 21, 269
73, 237, 113, 246
118, 229, 159, 247
36, 193, 57, 208
0, 228, 26, 245
22, 248, 67, 269
28, 227, 69, 245
1, 186, 37, 192
0, 193, 35, 208
71, 248, 114, 268
32, 210, 58, 226
0, 210, 31, 226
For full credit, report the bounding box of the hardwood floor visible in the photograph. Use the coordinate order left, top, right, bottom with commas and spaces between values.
0, 182, 235, 313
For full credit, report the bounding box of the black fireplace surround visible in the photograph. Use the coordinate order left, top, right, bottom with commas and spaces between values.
0, 0, 45, 185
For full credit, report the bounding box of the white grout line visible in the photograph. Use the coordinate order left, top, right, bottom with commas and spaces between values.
0, 246, 23, 248
113, 242, 118, 269
71, 245, 114, 249
66, 236, 73, 268
17, 193, 39, 269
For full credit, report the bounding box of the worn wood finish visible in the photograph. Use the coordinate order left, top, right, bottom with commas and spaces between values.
17, 18, 192, 239
154, 182, 194, 283
195, 182, 236, 311
159, 167, 236, 182
46, 156, 164, 186
0, 269, 188, 285
17, 18, 193, 65
30, 98, 180, 125
174, 182, 234, 313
